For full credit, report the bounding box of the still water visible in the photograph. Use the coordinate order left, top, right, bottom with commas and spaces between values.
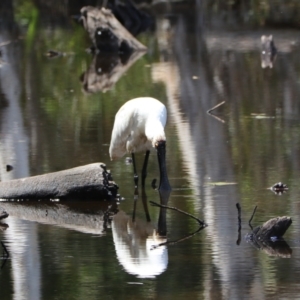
1, 2, 300, 299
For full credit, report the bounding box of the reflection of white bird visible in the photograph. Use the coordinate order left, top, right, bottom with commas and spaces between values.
112, 210, 168, 278
109, 97, 171, 191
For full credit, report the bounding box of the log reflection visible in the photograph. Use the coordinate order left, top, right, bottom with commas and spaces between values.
0, 200, 118, 235
80, 50, 145, 93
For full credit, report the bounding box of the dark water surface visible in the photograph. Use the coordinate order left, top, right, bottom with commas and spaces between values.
1, 2, 300, 299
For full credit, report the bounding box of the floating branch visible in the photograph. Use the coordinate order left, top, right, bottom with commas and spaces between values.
150, 201, 207, 227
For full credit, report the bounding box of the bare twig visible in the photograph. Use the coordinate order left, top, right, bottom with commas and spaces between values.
236, 203, 241, 245
207, 101, 226, 123
249, 205, 257, 230
207, 101, 225, 114
151, 225, 205, 250
150, 201, 207, 227
208, 114, 225, 123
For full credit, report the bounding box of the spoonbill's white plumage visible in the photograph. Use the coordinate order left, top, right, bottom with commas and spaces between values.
109, 97, 171, 191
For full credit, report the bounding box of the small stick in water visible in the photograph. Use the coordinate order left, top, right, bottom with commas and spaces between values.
236, 203, 241, 245
150, 201, 207, 227
249, 205, 257, 230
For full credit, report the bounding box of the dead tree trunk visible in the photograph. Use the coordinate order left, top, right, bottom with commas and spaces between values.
0, 163, 118, 200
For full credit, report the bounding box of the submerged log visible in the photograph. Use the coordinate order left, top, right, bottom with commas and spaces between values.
80, 6, 147, 53
0, 163, 118, 200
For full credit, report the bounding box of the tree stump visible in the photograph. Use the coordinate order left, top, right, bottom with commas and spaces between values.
0, 163, 118, 200
252, 216, 292, 239
246, 216, 292, 257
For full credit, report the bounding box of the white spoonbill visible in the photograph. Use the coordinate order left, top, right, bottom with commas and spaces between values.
109, 97, 171, 191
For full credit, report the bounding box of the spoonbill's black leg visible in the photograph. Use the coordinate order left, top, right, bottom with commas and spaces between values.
141, 150, 150, 188
132, 153, 139, 188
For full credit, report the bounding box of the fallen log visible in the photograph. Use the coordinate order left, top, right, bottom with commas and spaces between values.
0, 163, 118, 200
80, 6, 147, 53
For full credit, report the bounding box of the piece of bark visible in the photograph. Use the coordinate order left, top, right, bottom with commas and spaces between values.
0, 163, 118, 200
80, 6, 147, 53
